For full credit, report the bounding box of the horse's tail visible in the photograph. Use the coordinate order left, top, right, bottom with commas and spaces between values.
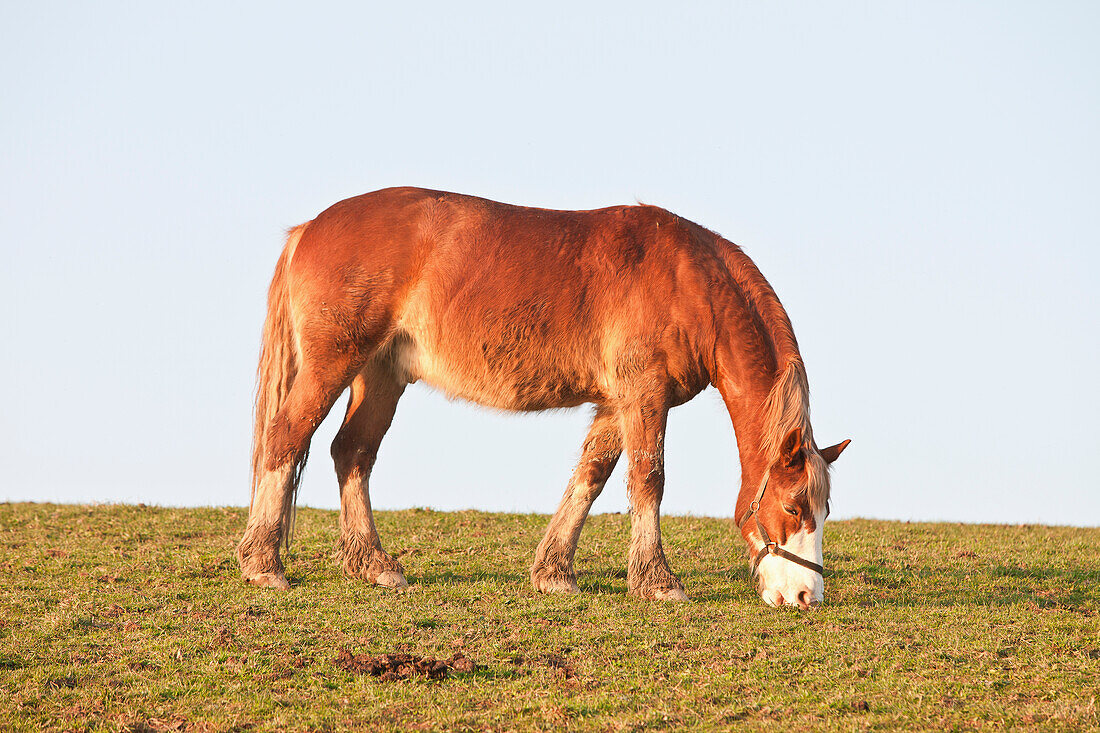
250, 222, 311, 547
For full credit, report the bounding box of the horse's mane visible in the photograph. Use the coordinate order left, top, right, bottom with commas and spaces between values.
711, 235, 830, 513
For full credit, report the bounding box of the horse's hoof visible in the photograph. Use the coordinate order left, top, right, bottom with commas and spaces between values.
247, 572, 290, 591
532, 575, 580, 594
652, 587, 689, 602
375, 571, 408, 589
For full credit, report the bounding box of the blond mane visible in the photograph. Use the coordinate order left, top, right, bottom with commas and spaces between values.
760, 359, 830, 513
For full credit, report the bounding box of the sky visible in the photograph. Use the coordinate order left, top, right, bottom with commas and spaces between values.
1, 3, 1097, 526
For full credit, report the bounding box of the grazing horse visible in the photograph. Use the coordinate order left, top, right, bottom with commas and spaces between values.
238, 187, 849, 608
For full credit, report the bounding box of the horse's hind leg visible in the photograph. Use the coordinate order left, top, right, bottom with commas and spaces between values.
330, 362, 407, 587
239, 368, 348, 589
531, 405, 621, 593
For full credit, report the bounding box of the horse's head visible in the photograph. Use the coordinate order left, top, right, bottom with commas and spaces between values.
739, 431, 850, 610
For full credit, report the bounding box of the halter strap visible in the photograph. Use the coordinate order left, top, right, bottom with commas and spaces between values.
738, 471, 824, 577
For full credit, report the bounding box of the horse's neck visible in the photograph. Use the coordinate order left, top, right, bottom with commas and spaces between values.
710, 296, 794, 520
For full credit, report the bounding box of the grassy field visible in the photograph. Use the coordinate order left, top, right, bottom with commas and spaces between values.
1, 503, 1098, 731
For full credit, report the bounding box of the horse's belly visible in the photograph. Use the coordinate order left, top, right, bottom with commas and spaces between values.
387, 331, 597, 411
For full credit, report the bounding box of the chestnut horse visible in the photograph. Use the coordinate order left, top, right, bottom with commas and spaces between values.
237, 187, 849, 608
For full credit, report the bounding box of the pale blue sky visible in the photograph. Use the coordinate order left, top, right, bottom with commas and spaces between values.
2, 3, 1097, 526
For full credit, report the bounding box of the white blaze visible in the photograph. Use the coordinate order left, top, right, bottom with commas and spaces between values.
755, 506, 825, 608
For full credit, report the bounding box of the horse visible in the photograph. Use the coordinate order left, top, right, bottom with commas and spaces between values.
237, 186, 849, 608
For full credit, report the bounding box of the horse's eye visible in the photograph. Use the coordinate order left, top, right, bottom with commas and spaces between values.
825, 500, 831, 519
782, 504, 798, 516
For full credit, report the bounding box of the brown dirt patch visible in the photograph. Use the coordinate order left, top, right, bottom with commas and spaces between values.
335, 649, 480, 681
541, 653, 578, 680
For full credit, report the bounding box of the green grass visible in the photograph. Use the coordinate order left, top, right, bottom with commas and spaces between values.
1, 503, 1098, 731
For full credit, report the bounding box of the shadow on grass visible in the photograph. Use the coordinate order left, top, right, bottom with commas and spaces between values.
412, 570, 529, 586
411, 567, 733, 601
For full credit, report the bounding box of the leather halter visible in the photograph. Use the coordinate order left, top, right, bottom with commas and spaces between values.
737, 471, 825, 577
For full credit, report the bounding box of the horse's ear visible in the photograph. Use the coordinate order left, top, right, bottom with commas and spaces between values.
780, 428, 804, 466
820, 439, 851, 464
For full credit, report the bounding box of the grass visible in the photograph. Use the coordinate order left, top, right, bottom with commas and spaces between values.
0, 503, 1098, 731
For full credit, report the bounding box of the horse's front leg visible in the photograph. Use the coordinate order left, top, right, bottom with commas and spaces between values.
621, 391, 686, 601
531, 405, 621, 593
